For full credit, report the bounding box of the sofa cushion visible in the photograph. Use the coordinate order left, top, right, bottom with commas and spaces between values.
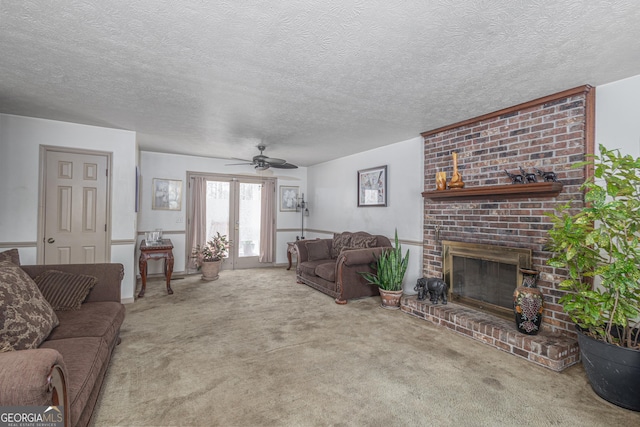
0, 262, 59, 351
331, 232, 353, 258
0, 249, 20, 266
306, 240, 330, 261
314, 262, 336, 282
40, 337, 110, 427
34, 270, 97, 311
298, 260, 331, 277
48, 302, 125, 344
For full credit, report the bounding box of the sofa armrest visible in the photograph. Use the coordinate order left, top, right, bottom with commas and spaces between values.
339, 247, 389, 267
20, 263, 124, 303
0, 349, 68, 409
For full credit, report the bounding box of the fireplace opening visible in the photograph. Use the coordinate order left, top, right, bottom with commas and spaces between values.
442, 241, 532, 319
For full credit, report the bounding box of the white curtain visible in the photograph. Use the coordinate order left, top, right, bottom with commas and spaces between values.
259, 180, 276, 262
187, 176, 207, 271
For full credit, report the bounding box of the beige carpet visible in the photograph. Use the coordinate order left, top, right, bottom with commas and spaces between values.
90, 268, 640, 426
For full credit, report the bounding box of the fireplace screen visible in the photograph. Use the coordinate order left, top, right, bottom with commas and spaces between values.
442, 241, 532, 318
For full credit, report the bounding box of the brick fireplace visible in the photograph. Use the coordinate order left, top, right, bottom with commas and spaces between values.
401, 85, 595, 371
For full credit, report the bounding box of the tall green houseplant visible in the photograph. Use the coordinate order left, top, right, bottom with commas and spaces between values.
360, 230, 409, 291
546, 144, 640, 349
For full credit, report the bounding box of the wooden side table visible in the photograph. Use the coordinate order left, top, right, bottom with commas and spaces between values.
139, 238, 174, 297
287, 242, 296, 270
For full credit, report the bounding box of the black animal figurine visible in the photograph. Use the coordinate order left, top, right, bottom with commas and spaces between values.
415, 277, 448, 305
520, 167, 537, 183
504, 169, 525, 184
535, 168, 559, 182
414, 279, 428, 300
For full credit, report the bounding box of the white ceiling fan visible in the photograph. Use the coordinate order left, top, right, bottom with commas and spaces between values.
226, 145, 298, 170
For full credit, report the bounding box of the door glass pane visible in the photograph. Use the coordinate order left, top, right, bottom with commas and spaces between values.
206, 181, 230, 251
239, 183, 261, 257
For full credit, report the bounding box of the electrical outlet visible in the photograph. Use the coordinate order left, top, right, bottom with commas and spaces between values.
176, 216, 184, 223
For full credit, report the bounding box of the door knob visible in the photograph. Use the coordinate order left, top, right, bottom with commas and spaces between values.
47, 238, 55, 244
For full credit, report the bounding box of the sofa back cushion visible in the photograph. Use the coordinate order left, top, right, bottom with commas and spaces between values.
332, 232, 380, 257
0, 261, 59, 351
306, 240, 331, 261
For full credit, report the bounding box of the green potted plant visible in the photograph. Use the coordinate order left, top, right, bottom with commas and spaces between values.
192, 232, 230, 281
360, 230, 409, 309
545, 144, 640, 411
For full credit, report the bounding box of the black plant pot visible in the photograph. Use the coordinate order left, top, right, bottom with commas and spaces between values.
576, 326, 640, 411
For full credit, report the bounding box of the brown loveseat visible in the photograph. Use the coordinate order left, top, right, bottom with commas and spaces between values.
0, 252, 125, 427
294, 231, 392, 304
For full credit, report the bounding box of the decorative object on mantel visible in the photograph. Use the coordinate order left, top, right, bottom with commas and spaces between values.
520, 167, 538, 183
513, 268, 543, 335
504, 168, 525, 184
535, 168, 559, 182
422, 181, 564, 201
447, 152, 465, 189
414, 277, 448, 304
435, 171, 447, 190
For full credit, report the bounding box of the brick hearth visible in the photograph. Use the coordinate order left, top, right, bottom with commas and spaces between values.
401, 296, 580, 371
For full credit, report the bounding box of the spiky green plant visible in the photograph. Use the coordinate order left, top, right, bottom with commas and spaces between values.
546, 144, 640, 349
359, 230, 409, 291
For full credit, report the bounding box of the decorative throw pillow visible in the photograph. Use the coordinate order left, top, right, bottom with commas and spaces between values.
0, 248, 20, 266
306, 240, 331, 262
331, 232, 353, 258
34, 270, 97, 311
0, 262, 59, 351
350, 235, 377, 249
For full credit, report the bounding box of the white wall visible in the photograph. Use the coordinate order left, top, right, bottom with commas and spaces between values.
0, 114, 138, 301
596, 74, 640, 157
306, 136, 424, 293
138, 151, 308, 273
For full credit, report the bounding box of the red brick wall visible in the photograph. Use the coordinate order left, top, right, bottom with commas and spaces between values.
421, 86, 594, 335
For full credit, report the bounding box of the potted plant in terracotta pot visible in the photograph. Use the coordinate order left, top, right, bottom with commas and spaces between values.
360, 230, 409, 309
192, 232, 230, 281
545, 144, 640, 411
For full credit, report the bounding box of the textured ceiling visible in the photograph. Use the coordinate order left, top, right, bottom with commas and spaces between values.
2, 1, 640, 167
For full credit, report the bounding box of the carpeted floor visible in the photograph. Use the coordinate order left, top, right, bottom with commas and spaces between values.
90, 268, 640, 426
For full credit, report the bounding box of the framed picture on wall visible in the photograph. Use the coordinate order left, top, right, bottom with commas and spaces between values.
357, 165, 387, 207
152, 178, 182, 210
280, 186, 299, 212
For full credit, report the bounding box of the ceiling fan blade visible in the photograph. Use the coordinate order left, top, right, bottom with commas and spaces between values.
263, 157, 287, 165
269, 162, 298, 169
225, 162, 254, 166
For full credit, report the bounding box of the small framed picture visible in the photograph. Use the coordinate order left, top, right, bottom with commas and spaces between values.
280, 186, 299, 212
358, 165, 387, 207
152, 178, 182, 210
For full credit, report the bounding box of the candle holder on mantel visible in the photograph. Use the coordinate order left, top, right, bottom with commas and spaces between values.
435, 172, 447, 190
448, 151, 465, 189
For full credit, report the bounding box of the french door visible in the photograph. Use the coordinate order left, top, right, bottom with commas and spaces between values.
194, 175, 268, 270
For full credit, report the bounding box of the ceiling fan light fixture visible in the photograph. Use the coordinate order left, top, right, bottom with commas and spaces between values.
255, 164, 269, 171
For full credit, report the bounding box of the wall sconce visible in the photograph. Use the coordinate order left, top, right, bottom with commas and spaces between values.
296, 193, 309, 239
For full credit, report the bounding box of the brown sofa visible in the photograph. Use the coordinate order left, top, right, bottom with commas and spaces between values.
294, 231, 392, 304
0, 258, 125, 427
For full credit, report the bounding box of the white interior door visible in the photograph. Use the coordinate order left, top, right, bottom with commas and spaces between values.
43, 149, 109, 264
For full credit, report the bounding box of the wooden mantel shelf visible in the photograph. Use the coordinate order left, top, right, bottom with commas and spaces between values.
422, 182, 563, 201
